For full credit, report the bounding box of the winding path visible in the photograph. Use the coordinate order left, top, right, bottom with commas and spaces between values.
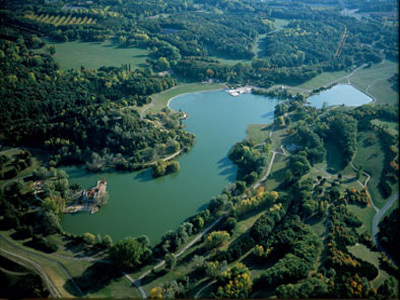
0, 248, 62, 298
349, 151, 398, 263
0, 235, 85, 298
125, 216, 224, 298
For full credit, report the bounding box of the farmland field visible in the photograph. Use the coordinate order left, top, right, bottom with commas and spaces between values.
42, 40, 149, 70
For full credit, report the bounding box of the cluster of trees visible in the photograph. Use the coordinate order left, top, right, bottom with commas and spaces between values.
344, 188, 370, 206
378, 208, 399, 263
109, 236, 152, 270
214, 263, 252, 298
151, 160, 180, 178
0, 149, 33, 180
323, 197, 382, 298
229, 140, 267, 184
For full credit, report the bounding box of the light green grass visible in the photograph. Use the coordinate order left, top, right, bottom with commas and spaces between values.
88, 276, 141, 298
293, 70, 350, 90
143, 83, 227, 115
253, 33, 268, 58
264, 155, 288, 191
370, 119, 399, 138
246, 124, 272, 145
208, 54, 251, 66
43, 40, 149, 70
273, 18, 290, 30
353, 131, 385, 208
349, 60, 399, 105
347, 204, 376, 235
348, 243, 398, 292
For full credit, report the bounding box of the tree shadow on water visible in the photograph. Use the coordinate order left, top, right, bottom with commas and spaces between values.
64, 262, 122, 296
134, 169, 153, 182
217, 156, 236, 182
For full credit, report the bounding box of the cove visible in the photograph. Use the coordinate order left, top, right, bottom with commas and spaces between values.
61, 91, 279, 243
308, 84, 372, 108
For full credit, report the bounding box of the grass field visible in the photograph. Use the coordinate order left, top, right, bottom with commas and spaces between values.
43, 40, 149, 70
348, 243, 398, 292
142, 83, 227, 115
353, 131, 385, 208
349, 60, 399, 105
347, 204, 376, 235
246, 124, 272, 145
292, 69, 350, 90
370, 119, 399, 138
273, 19, 290, 30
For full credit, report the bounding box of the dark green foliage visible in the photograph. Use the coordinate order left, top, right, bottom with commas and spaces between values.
109, 237, 149, 270
378, 209, 399, 262
229, 140, 266, 182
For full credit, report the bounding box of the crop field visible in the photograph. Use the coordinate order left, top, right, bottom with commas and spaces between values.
25, 13, 97, 26
43, 40, 148, 70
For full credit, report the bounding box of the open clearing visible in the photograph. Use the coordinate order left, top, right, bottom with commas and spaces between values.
349, 60, 398, 105
348, 243, 398, 293
43, 40, 149, 70
353, 131, 385, 208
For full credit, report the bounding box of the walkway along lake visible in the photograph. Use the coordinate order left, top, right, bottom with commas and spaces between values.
61, 85, 371, 243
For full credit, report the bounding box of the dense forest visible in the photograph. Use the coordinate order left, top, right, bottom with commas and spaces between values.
0, 0, 398, 298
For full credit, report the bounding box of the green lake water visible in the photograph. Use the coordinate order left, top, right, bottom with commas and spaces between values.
61, 91, 279, 243
61, 84, 371, 243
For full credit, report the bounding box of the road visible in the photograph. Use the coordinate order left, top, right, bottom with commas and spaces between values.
371, 191, 399, 259
125, 216, 224, 299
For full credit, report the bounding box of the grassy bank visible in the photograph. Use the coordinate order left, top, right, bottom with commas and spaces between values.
141, 82, 227, 116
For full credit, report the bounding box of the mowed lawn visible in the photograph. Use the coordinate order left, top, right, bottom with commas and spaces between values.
353, 131, 385, 208
349, 60, 399, 105
46, 40, 149, 70
348, 243, 398, 293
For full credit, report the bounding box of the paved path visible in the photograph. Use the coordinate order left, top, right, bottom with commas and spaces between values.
126, 216, 223, 299
0, 235, 85, 297
0, 248, 62, 298
349, 151, 398, 264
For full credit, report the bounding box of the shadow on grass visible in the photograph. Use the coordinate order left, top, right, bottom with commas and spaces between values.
64, 262, 122, 296
140, 268, 168, 286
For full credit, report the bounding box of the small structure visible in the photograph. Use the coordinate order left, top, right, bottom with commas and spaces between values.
65, 177, 108, 214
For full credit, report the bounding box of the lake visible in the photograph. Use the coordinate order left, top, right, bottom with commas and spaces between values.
308, 84, 372, 108
61, 91, 279, 243
61, 84, 371, 243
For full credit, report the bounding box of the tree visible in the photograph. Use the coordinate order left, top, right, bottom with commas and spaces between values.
109, 237, 145, 270
103, 235, 113, 248
215, 263, 252, 298
205, 231, 230, 249
165, 253, 177, 271
83, 232, 96, 245
46, 45, 56, 55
